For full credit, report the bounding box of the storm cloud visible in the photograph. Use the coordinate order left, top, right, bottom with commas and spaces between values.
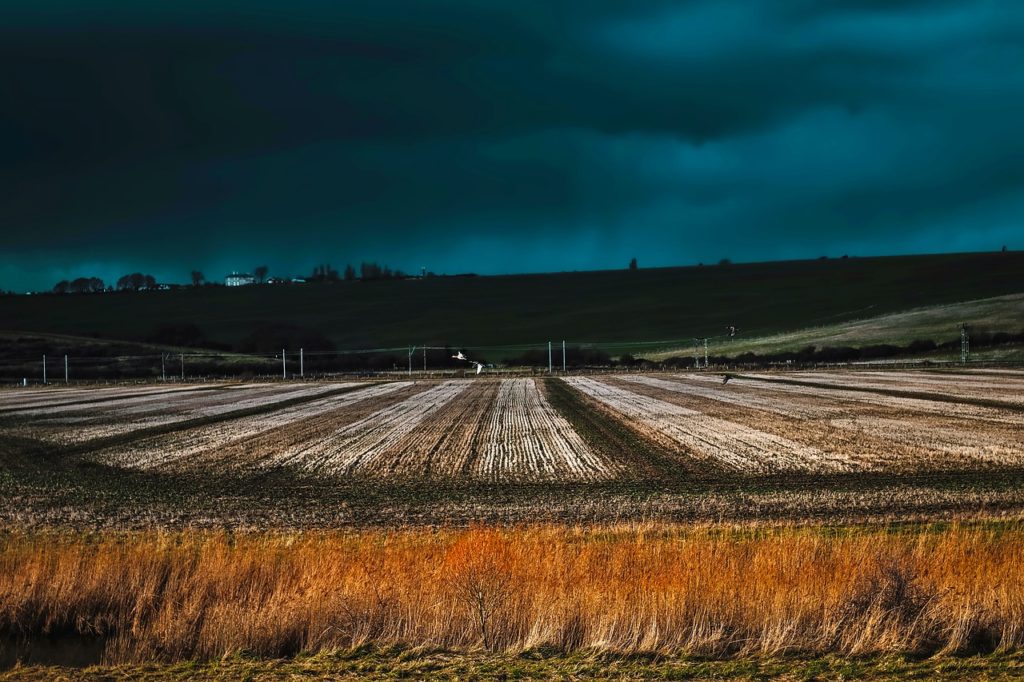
2, 0, 1022, 289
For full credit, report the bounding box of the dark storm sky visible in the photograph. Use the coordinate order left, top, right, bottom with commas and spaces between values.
2, 1, 1023, 291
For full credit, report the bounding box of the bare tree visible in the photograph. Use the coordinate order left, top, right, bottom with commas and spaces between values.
254, 265, 269, 283
117, 273, 156, 291
447, 550, 513, 651
191, 270, 205, 287
310, 264, 339, 282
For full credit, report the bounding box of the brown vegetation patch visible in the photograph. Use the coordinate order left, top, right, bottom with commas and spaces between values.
1, 524, 1022, 663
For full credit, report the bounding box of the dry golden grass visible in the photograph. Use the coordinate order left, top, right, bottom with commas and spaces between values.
2, 523, 1023, 664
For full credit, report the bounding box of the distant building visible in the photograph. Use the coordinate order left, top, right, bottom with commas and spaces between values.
225, 272, 256, 287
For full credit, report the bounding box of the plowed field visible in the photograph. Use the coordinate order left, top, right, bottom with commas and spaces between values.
3, 369, 1023, 528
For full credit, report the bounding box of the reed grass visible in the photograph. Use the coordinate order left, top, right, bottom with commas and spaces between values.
1, 523, 1022, 663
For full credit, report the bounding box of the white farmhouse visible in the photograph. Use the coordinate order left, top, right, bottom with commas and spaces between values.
225, 272, 256, 287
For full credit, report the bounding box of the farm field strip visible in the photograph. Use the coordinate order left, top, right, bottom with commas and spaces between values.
800, 369, 1024, 388
0, 383, 210, 403
2, 384, 241, 418
336, 378, 612, 481
359, 380, 501, 478
475, 378, 613, 481
786, 379, 1022, 464
7, 370, 1024, 482
618, 374, 834, 419
80, 382, 307, 417
540, 376, 681, 479
660, 372, 999, 426
265, 380, 472, 475
779, 371, 1024, 404
90, 382, 339, 422
0, 383, 210, 411
9, 382, 300, 425
617, 375, 1024, 470
157, 381, 438, 473
671, 372, 1024, 457
4, 383, 350, 445
826, 416, 1024, 468
616, 375, 910, 470
958, 368, 1024, 377
563, 377, 847, 473
90, 382, 413, 470
0, 386, 112, 408
739, 373, 1024, 424
839, 368, 1024, 385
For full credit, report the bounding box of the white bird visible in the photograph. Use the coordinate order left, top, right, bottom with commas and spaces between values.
470, 361, 485, 375
452, 351, 467, 361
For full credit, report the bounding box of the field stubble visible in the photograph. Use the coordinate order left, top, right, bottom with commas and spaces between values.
614, 374, 1024, 471
1, 370, 1024, 528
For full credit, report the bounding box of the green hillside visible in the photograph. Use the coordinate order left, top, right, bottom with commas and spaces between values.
2, 252, 1022, 359
647, 293, 1024, 361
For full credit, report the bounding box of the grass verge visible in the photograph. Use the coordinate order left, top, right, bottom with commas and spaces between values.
4, 648, 1024, 680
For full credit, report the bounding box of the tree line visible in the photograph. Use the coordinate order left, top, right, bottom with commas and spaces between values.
49, 260, 421, 294
52, 277, 105, 294
52, 273, 159, 294
309, 262, 409, 283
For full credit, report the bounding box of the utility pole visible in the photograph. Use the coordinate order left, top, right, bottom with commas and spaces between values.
161, 354, 166, 382
960, 323, 970, 364
423, 345, 426, 372
64, 354, 68, 384
562, 340, 566, 372
181, 353, 184, 381
691, 338, 709, 369
300, 348, 304, 378
282, 349, 287, 379
408, 346, 414, 376
548, 341, 553, 373
42, 355, 46, 384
